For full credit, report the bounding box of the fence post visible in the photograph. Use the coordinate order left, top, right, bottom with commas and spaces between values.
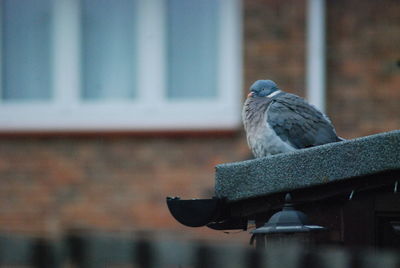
32, 238, 63, 268
135, 238, 154, 268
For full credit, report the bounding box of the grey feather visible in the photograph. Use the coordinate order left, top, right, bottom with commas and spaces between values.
242, 80, 342, 158
267, 93, 340, 149
242, 95, 295, 157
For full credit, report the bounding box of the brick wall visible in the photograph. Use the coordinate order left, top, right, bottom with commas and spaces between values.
327, 0, 400, 138
0, 0, 399, 241
245, 0, 306, 97
0, 136, 249, 240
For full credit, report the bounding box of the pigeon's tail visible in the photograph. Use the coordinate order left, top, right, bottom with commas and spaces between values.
337, 136, 346, 142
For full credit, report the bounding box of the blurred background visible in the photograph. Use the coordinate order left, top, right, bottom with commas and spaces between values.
0, 0, 399, 244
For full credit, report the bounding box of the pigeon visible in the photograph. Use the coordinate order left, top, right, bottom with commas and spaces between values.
242, 80, 342, 158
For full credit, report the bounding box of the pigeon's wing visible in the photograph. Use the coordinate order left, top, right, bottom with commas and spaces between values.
267, 93, 339, 149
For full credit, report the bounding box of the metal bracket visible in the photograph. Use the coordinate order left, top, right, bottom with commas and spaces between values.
349, 190, 355, 200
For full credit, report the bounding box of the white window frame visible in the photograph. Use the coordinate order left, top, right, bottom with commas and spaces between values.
0, 0, 242, 132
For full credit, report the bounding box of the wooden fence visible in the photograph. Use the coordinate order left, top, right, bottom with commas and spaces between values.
0, 232, 399, 268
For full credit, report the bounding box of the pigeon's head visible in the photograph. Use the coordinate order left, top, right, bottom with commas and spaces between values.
248, 80, 280, 98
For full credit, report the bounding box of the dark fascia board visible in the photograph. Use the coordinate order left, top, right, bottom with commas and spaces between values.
227, 169, 400, 218
215, 130, 400, 202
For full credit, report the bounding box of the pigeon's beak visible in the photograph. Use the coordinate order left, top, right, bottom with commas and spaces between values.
247, 92, 253, 98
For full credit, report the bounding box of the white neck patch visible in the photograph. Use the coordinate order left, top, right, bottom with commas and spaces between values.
267, 90, 281, 98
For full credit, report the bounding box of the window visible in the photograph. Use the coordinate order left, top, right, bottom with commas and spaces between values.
0, 0, 242, 132
2, 0, 52, 100
167, 0, 218, 99
81, 0, 137, 100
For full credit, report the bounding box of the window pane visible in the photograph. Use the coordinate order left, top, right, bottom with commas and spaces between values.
2, 0, 52, 100
81, 0, 137, 100
167, 0, 219, 99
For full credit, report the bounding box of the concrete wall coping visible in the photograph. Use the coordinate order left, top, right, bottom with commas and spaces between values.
215, 130, 400, 201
